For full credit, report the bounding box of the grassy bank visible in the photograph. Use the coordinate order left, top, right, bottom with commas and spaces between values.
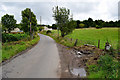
41, 28, 118, 49
2, 35, 40, 63
87, 54, 120, 78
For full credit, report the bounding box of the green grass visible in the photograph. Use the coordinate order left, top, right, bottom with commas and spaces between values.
87, 54, 120, 78
2, 35, 40, 63
48, 28, 118, 49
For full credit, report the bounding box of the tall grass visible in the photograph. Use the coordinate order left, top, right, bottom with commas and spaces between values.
2, 35, 40, 63
87, 54, 120, 78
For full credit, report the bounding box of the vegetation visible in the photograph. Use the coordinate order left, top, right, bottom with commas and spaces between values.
1, 14, 17, 33
42, 28, 118, 49
96, 25, 102, 29
51, 17, 119, 29
21, 8, 37, 33
46, 30, 52, 34
66, 28, 118, 49
52, 24, 58, 29
1, 8, 40, 63
75, 18, 120, 28
79, 23, 85, 28
2, 35, 40, 63
38, 26, 44, 31
52, 6, 75, 37
87, 54, 120, 78
40, 28, 119, 78
2, 33, 29, 43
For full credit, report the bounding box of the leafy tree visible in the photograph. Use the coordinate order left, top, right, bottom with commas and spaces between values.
52, 24, 57, 29
53, 6, 75, 37
118, 20, 120, 27
1, 14, 16, 33
88, 18, 93, 27
47, 25, 52, 28
61, 20, 76, 37
21, 8, 37, 33
76, 20, 80, 28
95, 20, 104, 27
79, 23, 85, 28
83, 20, 89, 28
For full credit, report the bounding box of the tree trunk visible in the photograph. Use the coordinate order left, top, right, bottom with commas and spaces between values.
61, 33, 65, 37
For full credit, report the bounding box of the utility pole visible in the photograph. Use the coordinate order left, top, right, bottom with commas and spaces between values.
40, 16, 41, 25
29, 9, 32, 39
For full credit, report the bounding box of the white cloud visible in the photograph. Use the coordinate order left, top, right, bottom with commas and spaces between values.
0, 0, 119, 25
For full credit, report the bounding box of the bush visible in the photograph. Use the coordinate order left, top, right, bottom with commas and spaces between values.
39, 27, 44, 31
46, 30, 52, 34
79, 23, 85, 28
2, 33, 29, 43
96, 25, 102, 29
88, 54, 120, 78
98, 54, 119, 78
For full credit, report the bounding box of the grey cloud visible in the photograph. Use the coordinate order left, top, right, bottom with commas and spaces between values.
0, 1, 119, 25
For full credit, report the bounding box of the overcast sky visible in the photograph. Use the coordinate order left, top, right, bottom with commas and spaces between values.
0, 0, 120, 25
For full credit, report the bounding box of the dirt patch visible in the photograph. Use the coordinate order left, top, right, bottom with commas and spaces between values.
57, 43, 105, 78
57, 43, 75, 78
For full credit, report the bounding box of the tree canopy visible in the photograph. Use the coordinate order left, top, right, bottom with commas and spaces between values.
21, 8, 37, 33
53, 6, 75, 37
1, 14, 16, 33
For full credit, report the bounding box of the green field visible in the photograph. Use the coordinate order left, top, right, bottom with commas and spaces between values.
51, 28, 118, 49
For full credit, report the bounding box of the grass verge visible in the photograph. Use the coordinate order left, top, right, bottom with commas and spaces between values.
2, 35, 40, 63
87, 54, 120, 78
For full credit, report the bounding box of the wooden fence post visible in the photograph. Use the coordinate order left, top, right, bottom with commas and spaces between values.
98, 40, 100, 48
74, 39, 78, 46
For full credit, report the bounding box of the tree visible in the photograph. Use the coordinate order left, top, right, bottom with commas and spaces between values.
52, 24, 57, 29
88, 18, 93, 27
79, 23, 85, 28
1, 14, 16, 33
47, 25, 52, 28
95, 20, 104, 27
21, 8, 37, 33
61, 20, 76, 37
53, 6, 75, 37
83, 20, 89, 28
76, 20, 80, 28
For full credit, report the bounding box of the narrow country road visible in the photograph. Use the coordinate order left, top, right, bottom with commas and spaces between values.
2, 34, 60, 78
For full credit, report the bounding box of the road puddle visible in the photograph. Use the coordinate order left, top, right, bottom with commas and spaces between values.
70, 68, 86, 77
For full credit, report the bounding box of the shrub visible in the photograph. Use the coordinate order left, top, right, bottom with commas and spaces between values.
98, 54, 119, 78
79, 23, 85, 28
46, 30, 52, 34
96, 25, 102, 29
88, 54, 119, 78
2, 33, 29, 43
39, 27, 44, 31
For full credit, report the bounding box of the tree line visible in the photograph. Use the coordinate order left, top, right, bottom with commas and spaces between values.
51, 18, 120, 29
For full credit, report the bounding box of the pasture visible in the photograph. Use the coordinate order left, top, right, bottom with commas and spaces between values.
52, 28, 118, 49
